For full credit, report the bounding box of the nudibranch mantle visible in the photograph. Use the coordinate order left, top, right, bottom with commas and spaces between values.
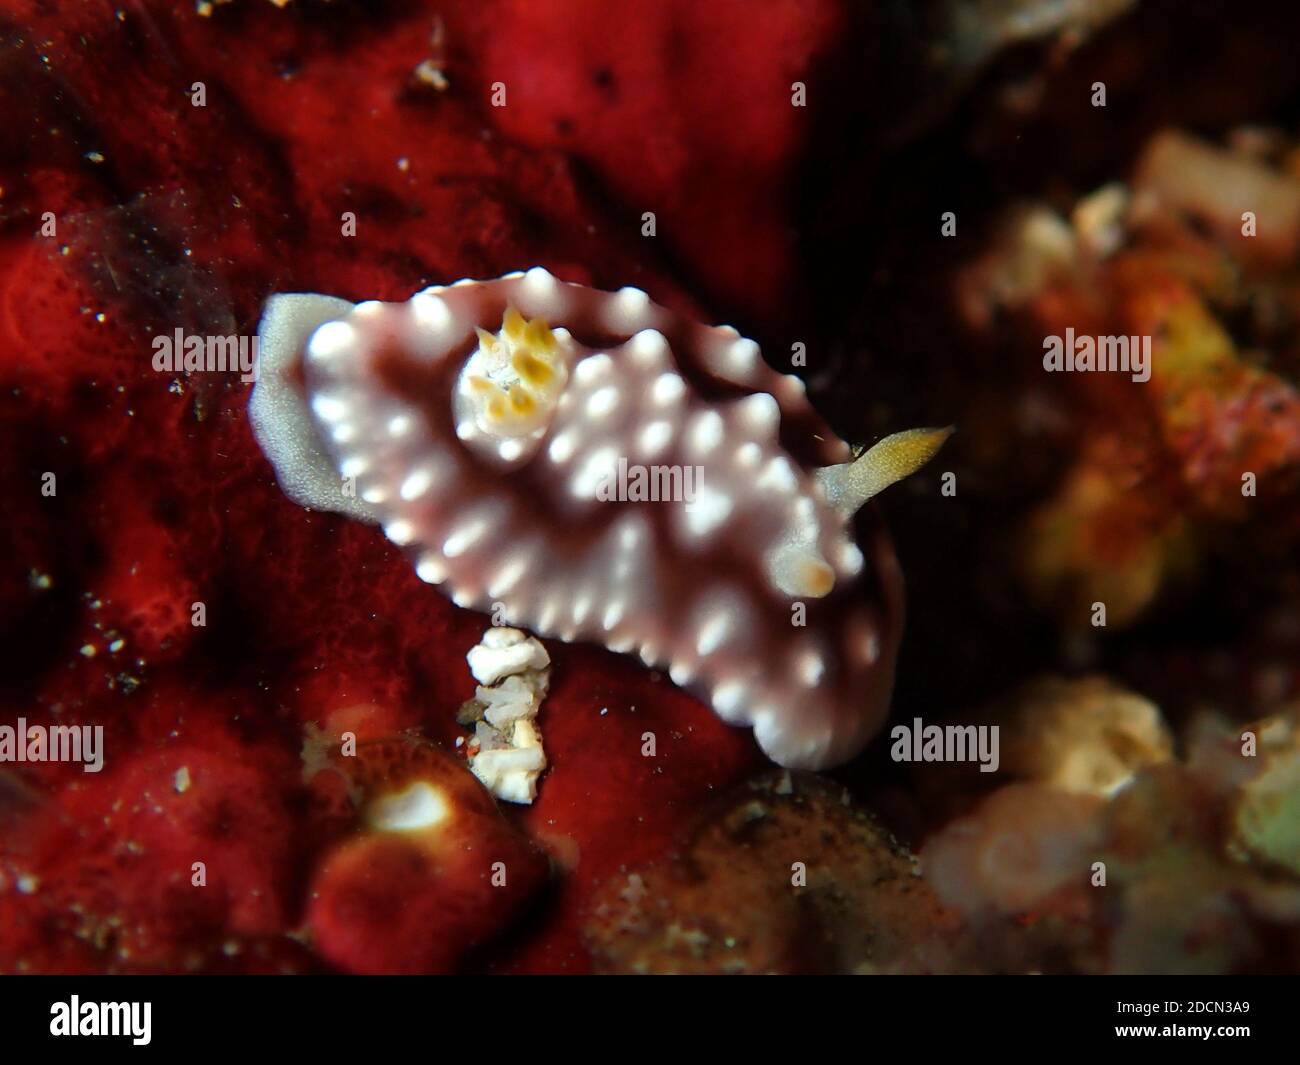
250, 268, 946, 769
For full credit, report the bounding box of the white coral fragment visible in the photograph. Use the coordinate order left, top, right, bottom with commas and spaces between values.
467, 625, 552, 685
463, 626, 551, 803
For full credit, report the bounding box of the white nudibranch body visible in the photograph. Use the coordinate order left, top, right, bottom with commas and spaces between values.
249, 269, 947, 770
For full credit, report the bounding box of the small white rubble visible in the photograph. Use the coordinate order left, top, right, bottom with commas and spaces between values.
467, 624, 551, 685
462, 627, 551, 803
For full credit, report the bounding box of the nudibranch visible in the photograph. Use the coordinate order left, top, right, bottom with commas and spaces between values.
249, 269, 948, 769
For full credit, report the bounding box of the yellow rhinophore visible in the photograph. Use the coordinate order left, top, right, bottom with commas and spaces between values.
815, 426, 954, 516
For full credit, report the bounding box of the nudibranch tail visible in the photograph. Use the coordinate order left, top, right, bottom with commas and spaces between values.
249, 293, 371, 519
814, 426, 954, 516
